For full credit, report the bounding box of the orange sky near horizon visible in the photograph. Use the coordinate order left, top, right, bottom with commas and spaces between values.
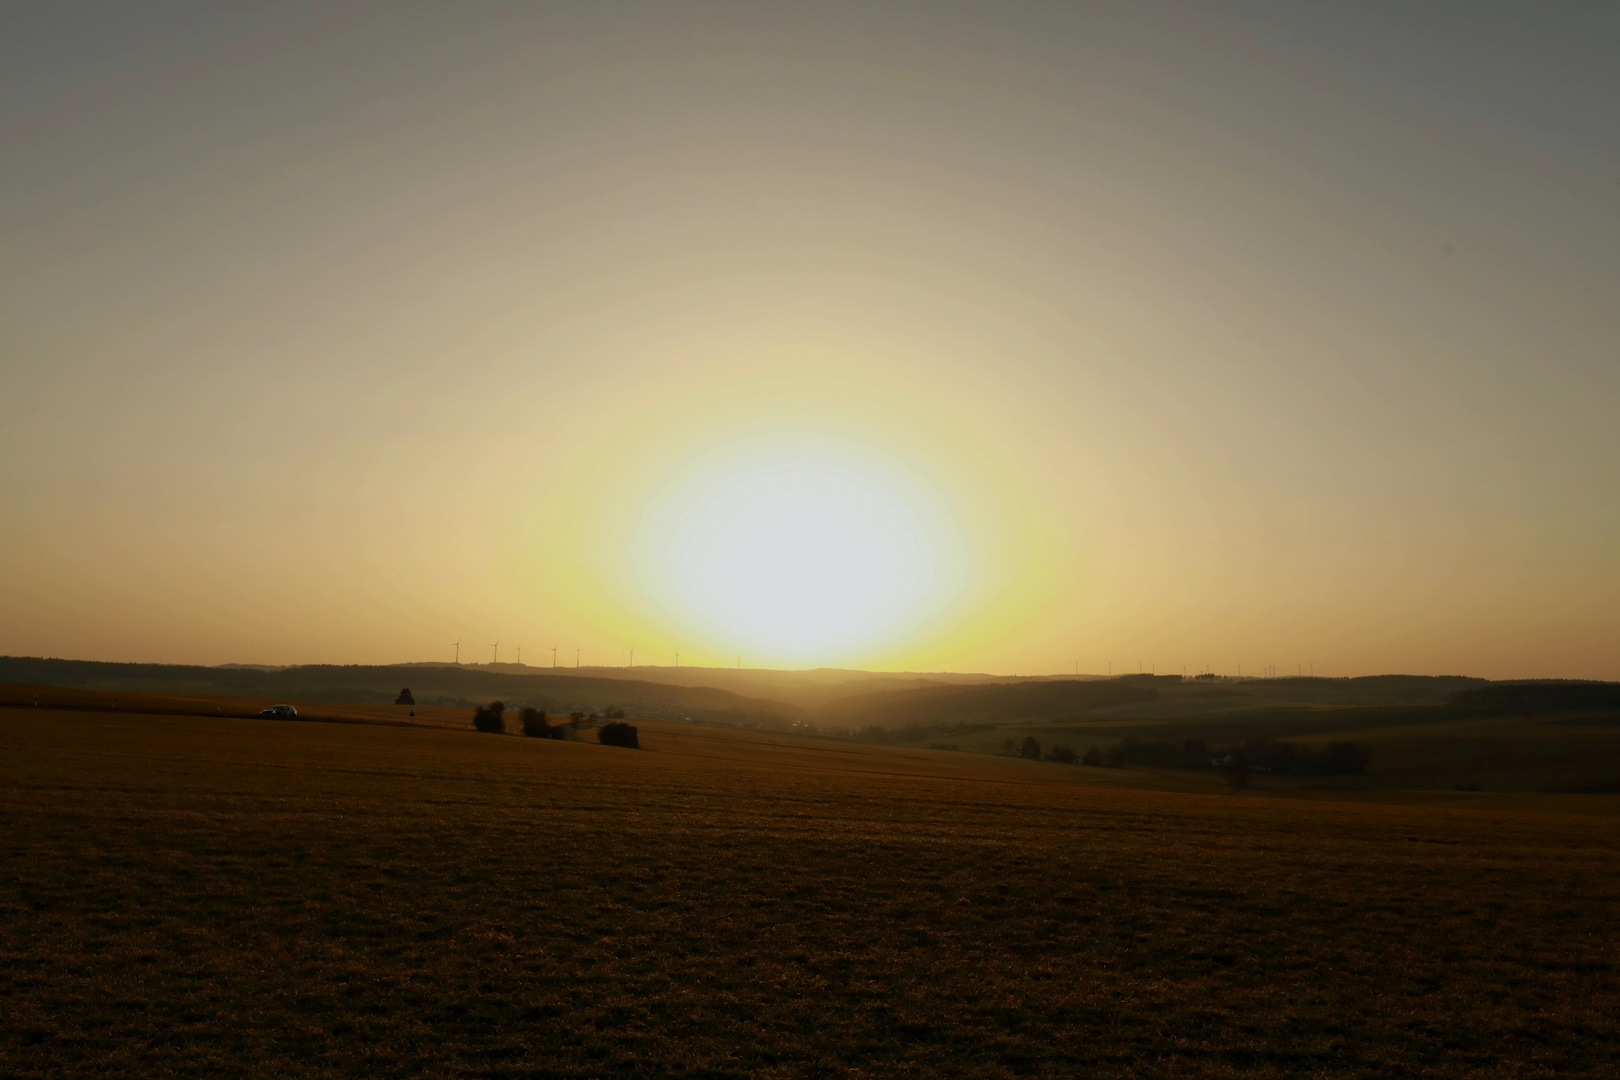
2, 3, 1617, 679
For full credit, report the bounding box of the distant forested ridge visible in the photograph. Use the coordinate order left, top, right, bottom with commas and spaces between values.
822, 678, 1158, 732
0, 656, 802, 726
1450, 681, 1620, 713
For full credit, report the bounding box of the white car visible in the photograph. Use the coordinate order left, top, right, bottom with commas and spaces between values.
259, 704, 298, 718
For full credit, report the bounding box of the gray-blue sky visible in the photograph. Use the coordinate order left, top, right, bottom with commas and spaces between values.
2, 2, 1617, 675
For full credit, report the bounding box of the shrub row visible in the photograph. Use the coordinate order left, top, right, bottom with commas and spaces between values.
1005, 735, 1368, 775
469, 701, 638, 749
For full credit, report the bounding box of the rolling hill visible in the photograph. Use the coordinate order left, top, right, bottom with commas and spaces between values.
0, 656, 803, 726
817, 678, 1159, 731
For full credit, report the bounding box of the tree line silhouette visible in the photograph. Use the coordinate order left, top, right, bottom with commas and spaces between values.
469, 700, 638, 748
1003, 735, 1368, 775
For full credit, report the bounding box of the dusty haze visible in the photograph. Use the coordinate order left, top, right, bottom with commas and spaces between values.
2, 2, 1617, 677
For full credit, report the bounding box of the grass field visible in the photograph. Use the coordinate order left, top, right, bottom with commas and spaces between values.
4, 701, 1620, 1077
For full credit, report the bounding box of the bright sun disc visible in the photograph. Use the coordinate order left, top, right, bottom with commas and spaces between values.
672, 465, 932, 654
619, 438, 957, 663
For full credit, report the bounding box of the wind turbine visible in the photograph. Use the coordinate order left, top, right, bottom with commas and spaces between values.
452, 641, 460, 665
491, 642, 499, 664
735, 654, 742, 670
550, 645, 558, 668
629, 647, 634, 669
516, 644, 522, 666
675, 651, 680, 668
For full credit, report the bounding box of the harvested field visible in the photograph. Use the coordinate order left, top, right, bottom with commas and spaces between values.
3, 703, 1619, 1077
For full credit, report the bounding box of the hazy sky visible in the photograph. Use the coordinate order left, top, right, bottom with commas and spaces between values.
3, 2, 1618, 678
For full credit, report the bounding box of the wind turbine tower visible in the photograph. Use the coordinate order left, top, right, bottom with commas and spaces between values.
452, 641, 460, 665
550, 645, 558, 668
491, 642, 499, 664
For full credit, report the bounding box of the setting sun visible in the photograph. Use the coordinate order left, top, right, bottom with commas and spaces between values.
642, 448, 944, 659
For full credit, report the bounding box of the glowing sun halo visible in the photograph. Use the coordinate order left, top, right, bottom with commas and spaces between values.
633, 450, 950, 661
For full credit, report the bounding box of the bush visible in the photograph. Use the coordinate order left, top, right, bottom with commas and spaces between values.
519, 707, 555, 738
1018, 736, 1041, 760
598, 721, 640, 749
1208, 741, 1369, 776
395, 688, 415, 706
1082, 746, 1104, 766
1319, 742, 1370, 774
472, 701, 506, 733
1046, 744, 1077, 764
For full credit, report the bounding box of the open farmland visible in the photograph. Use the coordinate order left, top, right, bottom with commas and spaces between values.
4, 701, 1620, 1078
